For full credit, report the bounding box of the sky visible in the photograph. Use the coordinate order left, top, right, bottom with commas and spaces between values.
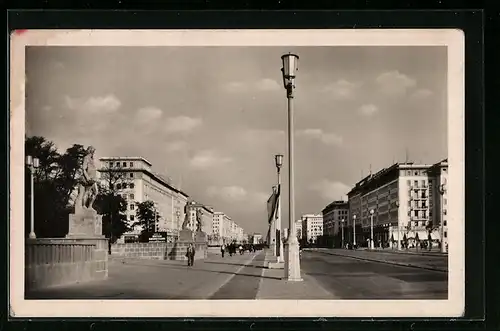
25, 46, 448, 235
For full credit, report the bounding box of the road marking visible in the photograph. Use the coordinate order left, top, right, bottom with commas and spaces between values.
205, 252, 260, 299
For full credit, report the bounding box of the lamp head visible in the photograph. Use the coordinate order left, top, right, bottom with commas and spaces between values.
26, 155, 32, 166
353, 214, 356, 220
370, 209, 374, 215
275, 154, 283, 169
281, 53, 299, 88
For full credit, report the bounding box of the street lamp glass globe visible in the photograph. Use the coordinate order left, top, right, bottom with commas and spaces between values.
370, 209, 374, 215
33, 157, 40, 168
353, 215, 356, 220
275, 154, 283, 168
281, 53, 299, 88
26, 155, 32, 166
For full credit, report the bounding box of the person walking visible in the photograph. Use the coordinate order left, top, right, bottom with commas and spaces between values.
221, 244, 226, 258
186, 243, 195, 267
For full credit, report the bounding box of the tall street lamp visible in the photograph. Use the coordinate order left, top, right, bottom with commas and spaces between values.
341, 218, 345, 249
275, 154, 284, 263
439, 183, 447, 253
26, 155, 39, 239
281, 52, 302, 281
369, 209, 375, 249
353, 214, 357, 248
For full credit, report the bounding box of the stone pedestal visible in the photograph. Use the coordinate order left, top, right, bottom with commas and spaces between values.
66, 208, 104, 238
194, 231, 207, 243
178, 229, 194, 242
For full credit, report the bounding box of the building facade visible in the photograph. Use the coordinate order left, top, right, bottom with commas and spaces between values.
185, 201, 214, 236
322, 200, 349, 237
99, 157, 189, 242
212, 212, 245, 244
301, 214, 324, 244
346, 160, 448, 248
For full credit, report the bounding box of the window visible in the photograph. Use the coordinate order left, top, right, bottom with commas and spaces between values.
130, 204, 135, 210
407, 171, 411, 175
444, 231, 447, 238
414, 171, 418, 175
115, 162, 120, 167
122, 183, 127, 189
130, 173, 134, 178
414, 180, 418, 187
130, 215, 135, 221
109, 162, 113, 168
123, 162, 127, 167
130, 183, 135, 189
443, 220, 447, 226
130, 162, 134, 167
117, 183, 122, 189
443, 209, 447, 215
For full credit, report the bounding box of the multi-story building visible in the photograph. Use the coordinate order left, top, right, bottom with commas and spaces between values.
428, 159, 449, 248
283, 220, 303, 241
99, 156, 189, 242
301, 214, 323, 244
212, 212, 245, 244
252, 233, 263, 245
322, 200, 349, 237
185, 201, 214, 236
346, 159, 448, 248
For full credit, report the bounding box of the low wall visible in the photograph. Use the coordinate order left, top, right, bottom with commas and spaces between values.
111, 241, 208, 261
25, 237, 108, 291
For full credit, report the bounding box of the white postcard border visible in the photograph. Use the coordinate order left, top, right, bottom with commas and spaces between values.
9, 29, 465, 318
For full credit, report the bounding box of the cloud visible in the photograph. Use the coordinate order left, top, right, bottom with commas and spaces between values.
207, 186, 269, 206
65, 94, 121, 114
223, 78, 280, 93
322, 79, 361, 99
189, 150, 232, 169
242, 129, 285, 142
136, 107, 163, 123
359, 104, 379, 116
207, 185, 248, 201
166, 141, 188, 153
256, 78, 281, 91
164, 116, 202, 134
411, 88, 433, 99
297, 129, 343, 146
310, 180, 351, 201
375, 70, 416, 95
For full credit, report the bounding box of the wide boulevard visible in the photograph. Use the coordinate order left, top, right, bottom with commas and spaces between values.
27, 249, 447, 300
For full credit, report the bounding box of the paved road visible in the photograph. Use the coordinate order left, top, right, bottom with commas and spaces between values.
26, 249, 447, 300
301, 250, 447, 299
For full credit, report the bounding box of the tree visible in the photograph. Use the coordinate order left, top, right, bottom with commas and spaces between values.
133, 200, 158, 235
96, 162, 134, 249
25, 136, 89, 238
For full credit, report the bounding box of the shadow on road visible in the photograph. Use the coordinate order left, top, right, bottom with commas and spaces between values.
204, 260, 266, 269
118, 260, 281, 280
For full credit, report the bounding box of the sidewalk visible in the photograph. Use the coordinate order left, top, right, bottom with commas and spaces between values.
256, 250, 335, 299
27, 252, 263, 299
311, 248, 448, 273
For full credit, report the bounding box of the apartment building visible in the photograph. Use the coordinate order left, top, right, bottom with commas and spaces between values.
301, 214, 324, 244
99, 156, 189, 242
346, 159, 448, 248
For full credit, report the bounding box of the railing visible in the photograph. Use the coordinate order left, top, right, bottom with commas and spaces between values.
26, 242, 94, 266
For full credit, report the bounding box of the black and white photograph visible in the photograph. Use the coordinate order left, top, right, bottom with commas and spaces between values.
9, 29, 465, 317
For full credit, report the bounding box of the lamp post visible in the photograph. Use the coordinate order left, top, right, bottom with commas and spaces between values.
281, 52, 302, 281
275, 154, 284, 263
369, 209, 375, 249
341, 218, 345, 249
439, 183, 447, 253
26, 155, 39, 239
353, 214, 357, 248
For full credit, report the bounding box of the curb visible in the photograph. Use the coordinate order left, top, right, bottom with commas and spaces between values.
314, 250, 448, 273
366, 249, 448, 258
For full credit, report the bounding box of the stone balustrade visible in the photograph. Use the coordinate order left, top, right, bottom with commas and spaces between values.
111, 241, 208, 261
25, 237, 108, 291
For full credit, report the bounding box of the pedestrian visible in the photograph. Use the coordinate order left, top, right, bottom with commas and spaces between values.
239, 244, 243, 255
221, 244, 226, 258
186, 243, 195, 267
